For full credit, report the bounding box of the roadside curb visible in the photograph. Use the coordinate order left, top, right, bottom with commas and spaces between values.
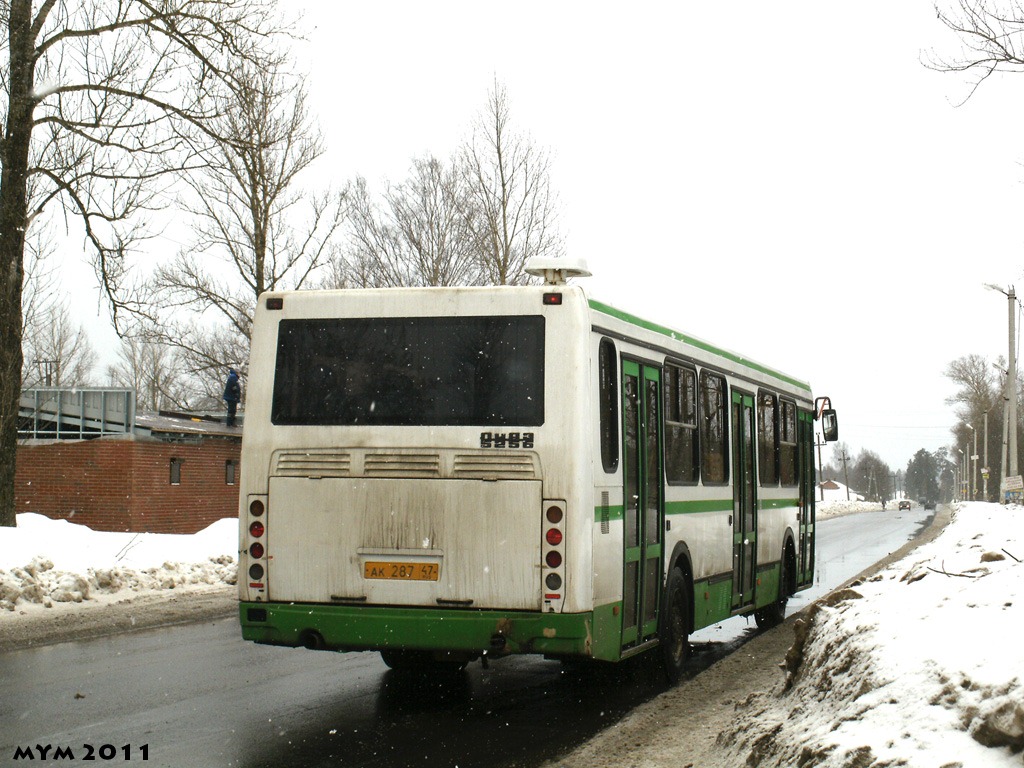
0, 588, 236, 653
546, 506, 955, 768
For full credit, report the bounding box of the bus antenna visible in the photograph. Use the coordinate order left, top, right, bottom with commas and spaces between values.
525, 257, 592, 285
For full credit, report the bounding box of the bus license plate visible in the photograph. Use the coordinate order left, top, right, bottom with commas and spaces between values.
364, 561, 439, 581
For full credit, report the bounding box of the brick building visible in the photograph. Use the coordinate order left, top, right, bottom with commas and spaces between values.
15, 388, 242, 534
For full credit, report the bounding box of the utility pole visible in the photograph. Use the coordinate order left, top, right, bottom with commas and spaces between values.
989, 283, 1019, 500
34, 359, 56, 387
983, 411, 989, 502
998, 364, 1009, 497
1010, 286, 1018, 482
970, 423, 978, 501
958, 448, 965, 500
814, 437, 827, 501
839, 450, 850, 500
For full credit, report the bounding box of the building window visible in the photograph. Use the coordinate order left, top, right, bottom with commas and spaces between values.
170, 457, 182, 485
225, 460, 237, 485
664, 363, 698, 484
699, 370, 729, 484
758, 390, 779, 485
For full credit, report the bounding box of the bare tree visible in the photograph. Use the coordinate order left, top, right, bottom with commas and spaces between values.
150, 58, 344, 397
945, 353, 999, 419
852, 449, 892, 502
461, 80, 564, 285
944, 352, 1018, 499
925, 1, 1024, 102
330, 81, 566, 290
21, 302, 96, 388
20, 219, 95, 388
0, 0, 281, 526
106, 336, 192, 412
338, 157, 482, 288
20, 225, 59, 339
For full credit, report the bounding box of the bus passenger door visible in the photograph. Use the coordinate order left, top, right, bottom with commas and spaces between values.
620, 360, 664, 651
796, 410, 815, 588
731, 390, 757, 611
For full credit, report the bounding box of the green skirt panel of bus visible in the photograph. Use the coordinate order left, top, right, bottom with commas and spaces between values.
239, 602, 598, 658
265, 477, 543, 610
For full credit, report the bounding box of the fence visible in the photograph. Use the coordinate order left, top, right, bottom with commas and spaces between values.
18, 388, 136, 440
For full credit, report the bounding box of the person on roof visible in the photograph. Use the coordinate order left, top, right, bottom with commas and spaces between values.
223, 368, 242, 427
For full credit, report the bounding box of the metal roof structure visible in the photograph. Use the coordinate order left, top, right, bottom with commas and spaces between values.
18, 388, 240, 441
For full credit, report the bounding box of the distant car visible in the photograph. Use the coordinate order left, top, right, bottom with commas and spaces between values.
924, 499, 936, 510
898, 499, 911, 511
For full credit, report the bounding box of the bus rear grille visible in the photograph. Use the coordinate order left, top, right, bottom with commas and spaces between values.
452, 453, 538, 479
274, 451, 352, 478
364, 452, 441, 477
271, 449, 538, 480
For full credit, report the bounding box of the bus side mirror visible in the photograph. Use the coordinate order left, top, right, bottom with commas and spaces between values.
821, 409, 838, 442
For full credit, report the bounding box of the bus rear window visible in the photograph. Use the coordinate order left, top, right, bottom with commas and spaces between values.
271, 316, 545, 426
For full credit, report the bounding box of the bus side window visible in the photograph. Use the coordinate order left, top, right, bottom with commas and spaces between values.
599, 338, 619, 473
780, 399, 798, 486
699, 370, 729, 484
665, 363, 698, 484
758, 390, 779, 486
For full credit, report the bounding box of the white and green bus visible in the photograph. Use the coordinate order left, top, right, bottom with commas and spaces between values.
238, 259, 838, 680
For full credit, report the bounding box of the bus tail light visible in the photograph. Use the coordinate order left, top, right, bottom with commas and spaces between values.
245, 495, 268, 594
542, 500, 566, 611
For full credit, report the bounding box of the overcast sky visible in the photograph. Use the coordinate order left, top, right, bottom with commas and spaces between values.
72, 1, 1024, 474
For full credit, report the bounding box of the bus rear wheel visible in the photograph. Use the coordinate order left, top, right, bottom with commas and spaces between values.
660, 567, 691, 684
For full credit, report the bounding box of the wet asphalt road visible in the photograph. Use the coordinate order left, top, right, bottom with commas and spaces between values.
0, 507, 934, 768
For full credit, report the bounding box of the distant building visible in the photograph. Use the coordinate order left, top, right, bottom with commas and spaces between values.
15, 388, 241, 534
818, 479, 865, 503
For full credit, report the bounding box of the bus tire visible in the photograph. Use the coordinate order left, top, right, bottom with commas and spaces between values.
754, 545, 792, 630
660, 567, 691, 685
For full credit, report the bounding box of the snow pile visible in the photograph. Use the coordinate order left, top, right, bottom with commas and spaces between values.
817, 499, 885, 519
818, 480, 865, 503
718, 502, 1024, 767
0, 514, 237, 612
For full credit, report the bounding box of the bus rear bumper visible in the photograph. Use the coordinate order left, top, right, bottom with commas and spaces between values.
239, 601, 596, 659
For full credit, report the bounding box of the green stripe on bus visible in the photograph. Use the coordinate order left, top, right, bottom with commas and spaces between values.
666, 499, 732, 514
595, 499, 735, 522
589, 299, 812, 393
759, 498, 799, 510
240, 602, 595, 658
596, 498, 797, 521
595, 504, 625, 522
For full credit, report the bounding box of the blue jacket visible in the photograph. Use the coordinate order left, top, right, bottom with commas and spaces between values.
223, 370, 241, 403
